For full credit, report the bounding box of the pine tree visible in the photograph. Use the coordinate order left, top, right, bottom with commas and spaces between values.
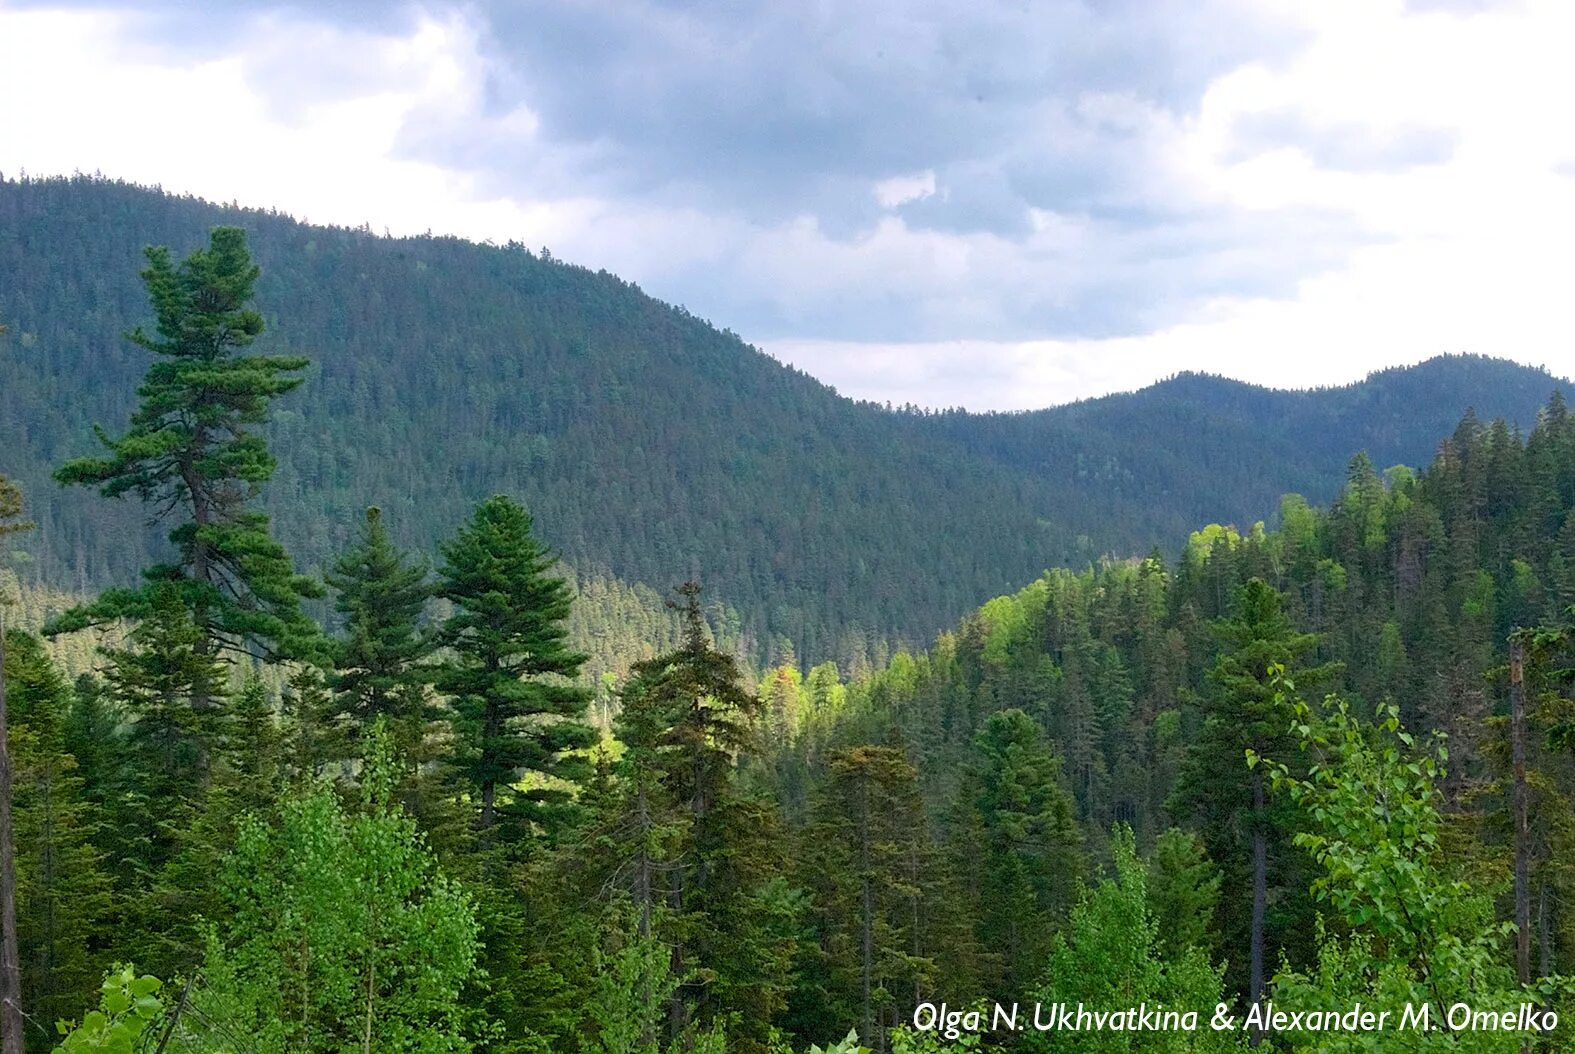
49, 226, 321, 671
434, 495, 594, 836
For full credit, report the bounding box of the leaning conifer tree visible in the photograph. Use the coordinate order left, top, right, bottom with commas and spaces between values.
434, 495, 595, 837
49, 227, 322, 680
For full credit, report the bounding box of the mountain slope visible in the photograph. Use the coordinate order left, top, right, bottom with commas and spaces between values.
0, 175, 1565, 664
934, 355, 1567, 548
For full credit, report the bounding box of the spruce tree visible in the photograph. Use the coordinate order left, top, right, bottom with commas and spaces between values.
2, 631, 114, 1032
957, 708, 1082, 993
327, 506, 434, 753
619, 583, 791, 1051
98, 583, 226, 797
434, 495, 594, 836
1171, 577, 1336, 1008
49, 226, 321, 671
800, 745, 934, 1051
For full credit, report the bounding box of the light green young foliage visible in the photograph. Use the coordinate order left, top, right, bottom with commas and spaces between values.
1257, 684, 1566, 1051
586, 917, 681, 1054
890, 1019, 982, 1054
192, 720, 480, 1054
52, 966, 162, 1054
1145, 829, 1222, 960
806, 1028, 870, 1054
1028, 827, 1244, 1053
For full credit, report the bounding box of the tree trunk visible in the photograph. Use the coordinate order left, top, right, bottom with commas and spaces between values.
1510, 640, 1531, 984
0, 614, 24, 1054
1539, 879, 1552, 979
1249, 770, 1267, 1047
667, 867, 686, 1049
859, 779, 873, 1049
479, 781, 495, 831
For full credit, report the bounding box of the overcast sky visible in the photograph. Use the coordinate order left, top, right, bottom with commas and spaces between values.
2, 0, 1572, 409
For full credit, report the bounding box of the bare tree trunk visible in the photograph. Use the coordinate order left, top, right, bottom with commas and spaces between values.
0, 613, 24, 1054
1511, 640, 1531, 984
859, 780, 873, 1051
634, 781, 655, 1053
1249, 771, 1267, 1048
1539, 880, 1552, 980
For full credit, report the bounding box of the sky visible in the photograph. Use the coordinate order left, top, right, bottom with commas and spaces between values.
1, 0, 1572, 410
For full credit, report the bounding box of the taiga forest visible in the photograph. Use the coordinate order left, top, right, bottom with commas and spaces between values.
3, 176, 1575, 1053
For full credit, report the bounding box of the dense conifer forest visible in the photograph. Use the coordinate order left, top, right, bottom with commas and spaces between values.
3, 202, 1575, 1053
0, 176, 1565, 671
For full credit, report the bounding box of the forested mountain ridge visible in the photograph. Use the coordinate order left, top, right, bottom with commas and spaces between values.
0, 174, 1565, 667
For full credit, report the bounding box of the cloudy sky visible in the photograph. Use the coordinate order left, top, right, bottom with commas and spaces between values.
2, 0, 1572, 409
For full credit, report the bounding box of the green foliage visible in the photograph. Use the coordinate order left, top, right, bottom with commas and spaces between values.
51, 966, 162, 1054
434, 494, 595, 836
807, 1029, 871, 1054
799, 745, 936, 1044
1145, 829, 1222, 959
958, 709, 1082, 992
1259, 692, 1559, 1050
194, 721, 481, 1054
584, 913, 682, 1054
98, 582, 227, 793
609, 583, 794, 1052
47, 225, 321, 664
328, 505, 434, 754
1028, 828, 1244, 1053
4, 630, 116, 1028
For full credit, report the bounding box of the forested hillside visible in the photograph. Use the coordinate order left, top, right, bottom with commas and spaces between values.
773, 401, 1575, 1007
5, 222, 1575, 1053
0, 175, 1564, 668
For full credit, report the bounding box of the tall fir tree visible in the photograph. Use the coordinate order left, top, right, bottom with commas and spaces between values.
955, 708, 1082, 994
1171, 577, 1336, 1008
434, 495, 595, 837
327, 506, 435, 755
620, 582, 793, 1053
3, 631, 114, 1036
798, 745, 935, 1053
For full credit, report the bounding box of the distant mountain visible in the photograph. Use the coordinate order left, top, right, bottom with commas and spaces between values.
0, 175, 1565, 666
935, 355, 1568, 551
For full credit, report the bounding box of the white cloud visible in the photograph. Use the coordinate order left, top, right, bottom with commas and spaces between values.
873, 171, 936, 209
1, 0, 1572, 409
